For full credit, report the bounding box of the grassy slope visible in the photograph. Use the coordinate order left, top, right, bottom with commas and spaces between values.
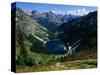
16, 59, 97, 73
65, 47, 97, 61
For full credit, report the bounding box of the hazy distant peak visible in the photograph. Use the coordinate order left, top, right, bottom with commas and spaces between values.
31, 10, 41, 14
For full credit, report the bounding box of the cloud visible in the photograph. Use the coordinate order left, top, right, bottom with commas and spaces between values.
51, 8, 92, 16
66, 8, 89, 16
50, 10, 64, 14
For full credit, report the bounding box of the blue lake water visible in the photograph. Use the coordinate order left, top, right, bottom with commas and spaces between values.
45, 39, 67, 54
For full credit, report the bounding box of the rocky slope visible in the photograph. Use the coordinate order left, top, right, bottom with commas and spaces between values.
12, 8, 50, 55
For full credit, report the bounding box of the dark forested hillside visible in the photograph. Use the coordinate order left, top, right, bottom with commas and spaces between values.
59, 11, 97, 48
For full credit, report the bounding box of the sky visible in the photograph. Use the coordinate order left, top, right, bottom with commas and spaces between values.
14, 2, 97, 16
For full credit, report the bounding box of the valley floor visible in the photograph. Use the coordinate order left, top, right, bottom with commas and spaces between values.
16, 59, 97, 73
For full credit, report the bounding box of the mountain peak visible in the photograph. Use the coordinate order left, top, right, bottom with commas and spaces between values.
31, 10, 41, 14
31, 10, 42, 15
